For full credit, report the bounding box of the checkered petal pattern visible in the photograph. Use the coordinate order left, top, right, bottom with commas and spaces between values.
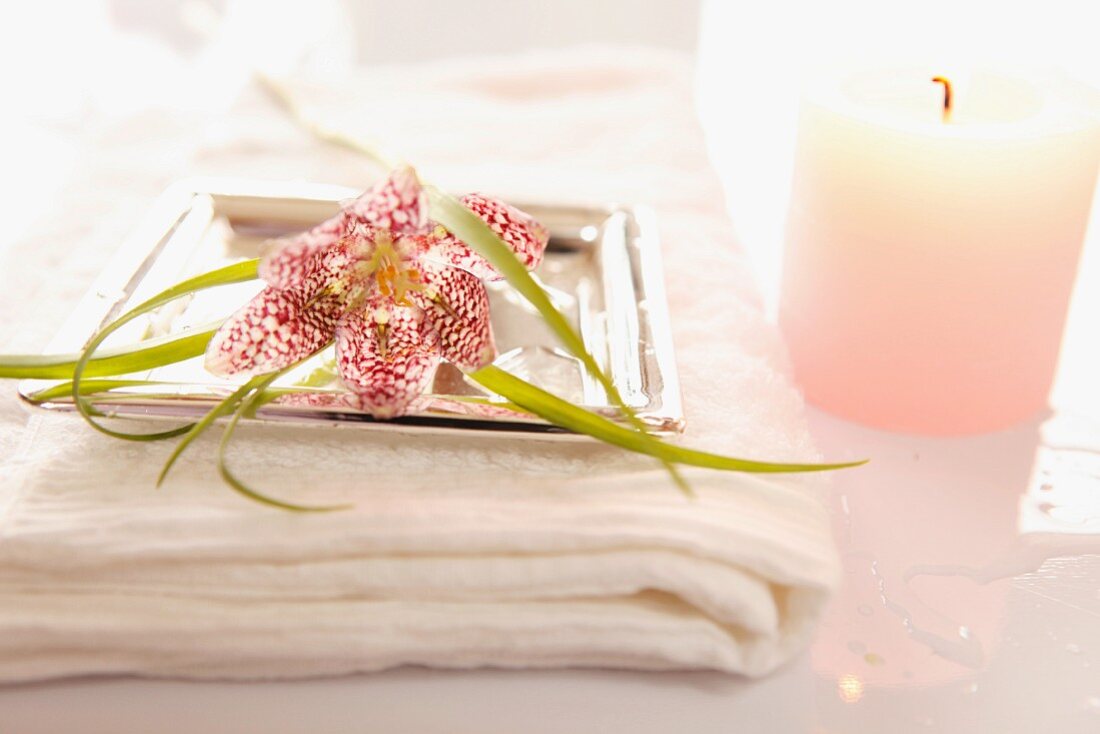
205, 284, 341, 377
345, 166, 428, 235
413, 261, 495, 372
258, 215, 346, 290
212, 168, 548, 418
426, 193, 549, 280
334, 302, 442, 419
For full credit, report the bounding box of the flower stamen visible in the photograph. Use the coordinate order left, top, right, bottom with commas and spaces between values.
355, 232, 426, 308
375, 322, 389, 358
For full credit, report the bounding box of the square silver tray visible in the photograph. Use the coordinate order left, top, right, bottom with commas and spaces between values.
20, 179, 683, 437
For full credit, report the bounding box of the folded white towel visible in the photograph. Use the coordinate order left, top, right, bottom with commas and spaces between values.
0, 47, 838, 682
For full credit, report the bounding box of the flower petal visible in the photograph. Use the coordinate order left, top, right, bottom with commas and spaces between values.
334, 302, 441, 418
259, 215, 345, 289
413, 262, 496, 372
426, 194, 549, 280
267, 224, 378, 307
205, 285, 340, 377
345, 166, 428, 235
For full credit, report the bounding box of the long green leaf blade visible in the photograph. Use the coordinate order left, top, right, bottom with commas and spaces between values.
0, 327, 217, 379
427, 187, 691, 490
256, 73, 398, 171
426, 189, 597, 381
470, 365, 866, 474
260, 79, 865, 486
157, 375, 269, 487
27, 379, 183, 403
70, 259, 260, 441
217, 370, 352, 512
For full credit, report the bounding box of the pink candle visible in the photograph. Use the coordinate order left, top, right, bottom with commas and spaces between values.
780, 68, 1100, 434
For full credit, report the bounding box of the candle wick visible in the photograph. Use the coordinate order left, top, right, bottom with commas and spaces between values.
931, 76, 953, 122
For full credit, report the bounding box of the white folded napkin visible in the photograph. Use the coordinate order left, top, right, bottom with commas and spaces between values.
0, 47, 838, 682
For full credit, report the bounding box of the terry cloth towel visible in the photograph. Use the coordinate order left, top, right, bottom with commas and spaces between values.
0, 47, 839, 682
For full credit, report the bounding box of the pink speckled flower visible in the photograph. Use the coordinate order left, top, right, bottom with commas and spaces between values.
205, 167, 549, 417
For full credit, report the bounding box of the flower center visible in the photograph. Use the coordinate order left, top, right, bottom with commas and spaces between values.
365, 232, 425, 307
322, 231, 427, 313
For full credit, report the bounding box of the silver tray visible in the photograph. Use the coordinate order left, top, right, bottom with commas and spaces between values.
20, 179, 684, 437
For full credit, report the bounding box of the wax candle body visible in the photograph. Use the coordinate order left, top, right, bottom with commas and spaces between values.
780, 69, 1100, 434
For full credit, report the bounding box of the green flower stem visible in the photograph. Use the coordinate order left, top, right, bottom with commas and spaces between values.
0, 327, 217, 380
157, 374, 271, 487
469, 365, 867, 474
427, 187, 691, 492
256, 73, 398, 171
27, 379, 185, 403
217, 369, 352, 512
249, 77, 864, 488
70, 258, 260, 442
258, 77, 849, 489
426, 190, 614, 403
240, 386, 312, 414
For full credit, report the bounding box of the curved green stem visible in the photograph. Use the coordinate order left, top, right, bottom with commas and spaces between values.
157, 375, 270, 487
217, 369, 352, 512
71, 259, 260, 441
470, 365, 867, 474
27, 379, 185, 403
428, 188, 691, 492
256, 73, 398, 171
0, 327, 217, 379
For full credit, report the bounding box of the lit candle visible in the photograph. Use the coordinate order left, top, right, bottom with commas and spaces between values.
780, 67, 1100, 434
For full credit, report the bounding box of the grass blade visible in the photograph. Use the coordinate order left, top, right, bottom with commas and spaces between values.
250, 79, 868, 484
217, 370, 352, 512
71, 259, 260, 441
256, 73, 398, 171
470, 365, 867, 474
427, 187, 692, 490
27, 379, 185, 403
157, 375, 269, 487
0, 326, 218, 379
426, 189, 606, 391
